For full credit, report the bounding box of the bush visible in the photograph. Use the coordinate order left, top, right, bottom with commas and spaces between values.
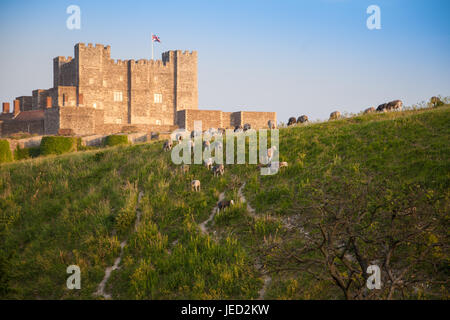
14, 146, 40, 160
40, 136, 78, 155
0, 140, 13, 163
104, 134, 128, 147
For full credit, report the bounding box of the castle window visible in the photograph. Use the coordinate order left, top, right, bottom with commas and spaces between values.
154, 94, 162, 103
113, 91, 123, 102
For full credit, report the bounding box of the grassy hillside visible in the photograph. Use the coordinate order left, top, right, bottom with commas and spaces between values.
0, 106, 448, 299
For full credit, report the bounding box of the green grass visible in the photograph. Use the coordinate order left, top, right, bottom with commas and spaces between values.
0, 105, 449, 299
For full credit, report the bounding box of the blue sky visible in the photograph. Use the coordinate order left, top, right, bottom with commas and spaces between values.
0, 0, 449, 121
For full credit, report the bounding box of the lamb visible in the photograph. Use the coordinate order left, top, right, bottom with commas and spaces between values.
297, 115, 308, 124
218, 199, 234, 211
204, 157, 213, 170
280, 161, 288, 168
268, 120, 276, 129
243, 123, 251, 131
287, 117, 297, 126
212, 164, 224, 176
163, 139, 173, 151
329, 111, 341, 120
191, 180, 201, 192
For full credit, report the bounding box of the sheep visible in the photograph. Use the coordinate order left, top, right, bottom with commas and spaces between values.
280, 161, 288, 168
364, 107, 375, 114
267, 145, 278, 162
430, 96, 443, 107
218, 199, 234, 211
329, 111, 341, 120
191, 180, 201, 192
243, 123, 251, 131
297, 115, 308, 123
386, 99, 403, 111
268, 120, 276, 129
218, 128, 226, 135
163, 139, 173, 151
234, 125, 243, 133
191, 130, 201, 138
204, 157, 213, 170
203, 140, 211, 151
377, 100, 403, 112
287, 117, 297, 126
212, 164, 224, 176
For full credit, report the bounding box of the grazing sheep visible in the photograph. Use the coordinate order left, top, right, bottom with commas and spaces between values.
204, 157, 213, 170
203, 140, 211, 151
297, 115, 308, 123
191, 180, 201, 192
377, 100, 403, 112
234, 125, 243, 133
364, 107, 376, 114
212, 164, 224, 176
163, 139, 173, 151
268, 120, 276, 129
386, 99, 403, 111
287, 117, 297, 126
180, 164, 190, 174
218, 199, 234, 211
329, 111, 341, 120
280, 161, 288, 168
430, 96, 443, 107
243, 123, 251, 131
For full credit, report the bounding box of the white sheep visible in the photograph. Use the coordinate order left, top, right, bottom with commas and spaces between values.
191, 180, 201, 192
204, 157, 213, 170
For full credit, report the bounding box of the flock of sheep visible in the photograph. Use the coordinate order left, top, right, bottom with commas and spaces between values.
284, 96, 444, 126
161, 126, 287, 212
159, 96, 444, 211
285, 99, 404, 126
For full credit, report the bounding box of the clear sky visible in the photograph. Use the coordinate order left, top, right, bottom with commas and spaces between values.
0, 0, 449, 121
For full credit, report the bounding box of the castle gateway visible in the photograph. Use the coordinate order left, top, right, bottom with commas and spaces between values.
0, 43, 276, 136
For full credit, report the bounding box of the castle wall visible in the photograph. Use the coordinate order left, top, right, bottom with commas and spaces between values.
1, 119, 45, 136
241, 111, 276, 129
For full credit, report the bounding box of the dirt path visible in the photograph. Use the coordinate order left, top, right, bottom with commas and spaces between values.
94, 191, 144, 299
237, 182, 272, 300
199, 192, 225, 235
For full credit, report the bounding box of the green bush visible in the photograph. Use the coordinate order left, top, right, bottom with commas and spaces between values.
40, 136, 77, 155
0, 140, 13, 163
105, 134, 129, 147
14, 146, 40, 160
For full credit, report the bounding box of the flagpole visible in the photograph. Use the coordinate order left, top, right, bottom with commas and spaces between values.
151, 33, 154, 60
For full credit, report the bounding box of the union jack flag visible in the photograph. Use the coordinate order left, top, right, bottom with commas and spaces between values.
152, 34, 161, 43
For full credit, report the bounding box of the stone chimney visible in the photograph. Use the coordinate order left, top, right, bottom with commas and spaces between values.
13, 99, 20, 116
46, 96, 52, 108
2, 102, 10, 114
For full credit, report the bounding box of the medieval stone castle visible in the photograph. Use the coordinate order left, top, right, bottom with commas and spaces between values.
0, 43, 276, 136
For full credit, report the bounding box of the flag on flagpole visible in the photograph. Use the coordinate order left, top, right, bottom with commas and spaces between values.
151, 34, 161, 60
152, 34, 161, 43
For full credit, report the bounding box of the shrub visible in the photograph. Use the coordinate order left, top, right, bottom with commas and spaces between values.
14, 146, 40, 160
40, 136, 78, 155
0, 140, 13, 163
105, 134, 129, 147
